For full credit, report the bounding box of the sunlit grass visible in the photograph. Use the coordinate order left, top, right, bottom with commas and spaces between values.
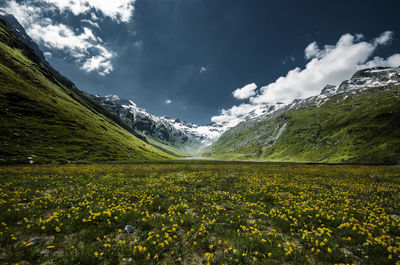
0, 163, 399, 264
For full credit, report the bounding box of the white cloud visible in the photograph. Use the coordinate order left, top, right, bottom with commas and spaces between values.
27, 23, 113, 75
232, 83, 258, 100
43, 51, 52, 58
165, 99, 172, 104
212, 31, 400, 127
28, 24, 96, 52
200, 66, 208, 73
251, 32, 398, 105
43, 0, 136, 23
355, 33, 364, 41
81, 19, 100, 28
211, 103, 261, 128
362, 54, 400, 68
304, 41, 319, 59
374, 31, 393, 45
81, 45, 114, 75
0, 0, 133, 75
0, 0, 41, 26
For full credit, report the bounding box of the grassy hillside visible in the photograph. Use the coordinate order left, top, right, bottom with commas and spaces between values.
0, 20, 173, 164
203, 84, 400, 164
137, 131, 192, 158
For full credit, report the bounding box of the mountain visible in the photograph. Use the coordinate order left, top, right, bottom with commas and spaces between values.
202, 67, 400, 164
0, 13, 173, 164
0, 10, 47, 65
90, 94, 227, 153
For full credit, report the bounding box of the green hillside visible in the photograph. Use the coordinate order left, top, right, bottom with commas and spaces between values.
203, 84, 400, 164
0, 20, 173, 164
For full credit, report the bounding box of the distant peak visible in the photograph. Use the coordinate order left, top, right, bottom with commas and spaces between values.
105, 94, 121, 101
320, 84, 337, 95
352, 67, 394, 79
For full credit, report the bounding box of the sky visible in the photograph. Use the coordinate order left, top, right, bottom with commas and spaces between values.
1, 0, 400, 125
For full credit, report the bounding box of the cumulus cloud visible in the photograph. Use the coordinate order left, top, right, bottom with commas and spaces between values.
363, 54, 400, 68
0, 0, 136, 75
27, 23, 114, 75
81, 46, 114, 75
43, 0, 136, 23
81, 19, 100, 28
212, 31, 400, 127
200, 66, 208, 73
374, 31, 393, 45
304, 41, 319, 59
232, 83, 258, 100
0, 0, 41, 26
251, 32, 398, 105
28, 25, 97, 52
211, 103, 261, 128
165, 99, 172, 104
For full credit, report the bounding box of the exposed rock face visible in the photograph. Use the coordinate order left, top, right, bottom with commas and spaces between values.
90, 95, 205, 152
337, 67, 400, 93
320, 85, 337, 95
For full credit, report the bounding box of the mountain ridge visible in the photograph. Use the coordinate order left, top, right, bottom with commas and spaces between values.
89, 94, 228, 152
0, 14, 173, 164
202, 67, 400, 164
1, 10, 399, 164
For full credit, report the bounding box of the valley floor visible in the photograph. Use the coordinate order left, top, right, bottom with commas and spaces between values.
0, 162, 399, 264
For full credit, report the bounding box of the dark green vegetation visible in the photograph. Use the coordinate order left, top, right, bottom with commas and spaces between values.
0, 163, 399, 264
0, 20, 173, 164
204, 84, 400, 164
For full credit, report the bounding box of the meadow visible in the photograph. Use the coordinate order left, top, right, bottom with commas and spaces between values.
0, 162, 399, 264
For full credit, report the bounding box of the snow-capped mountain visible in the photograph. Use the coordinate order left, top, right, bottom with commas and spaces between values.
91, 67, 400, 153
204, 67, 399, 135
337, 67, 400, 93
213, 66, 400, 146
90, 94, 291, 152
284, 67, 400, 111
89, 94, 229, 152
204, 66, 400, 164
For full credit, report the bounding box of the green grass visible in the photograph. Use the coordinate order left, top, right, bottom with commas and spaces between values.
137, 132, 192, 158
0, 21, 173, 164
0, 163, 399, 264
203, 85, 400, 164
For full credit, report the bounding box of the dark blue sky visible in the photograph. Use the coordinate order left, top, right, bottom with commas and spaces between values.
4, 0, 400, 124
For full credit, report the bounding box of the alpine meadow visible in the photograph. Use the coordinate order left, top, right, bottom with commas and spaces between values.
0, 1, 399, 265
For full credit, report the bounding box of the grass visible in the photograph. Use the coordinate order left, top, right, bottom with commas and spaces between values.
0, 162, 399, 264
0, 21, 173, 164
203, 84, 400, 164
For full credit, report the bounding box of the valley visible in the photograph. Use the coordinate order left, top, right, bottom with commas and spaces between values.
0, 6, 399, 265
1, 11, 399, 165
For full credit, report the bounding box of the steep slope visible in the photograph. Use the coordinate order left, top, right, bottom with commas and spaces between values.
0, 17, 173, 164
90, 94, 227, 152
203, 67, 400, 164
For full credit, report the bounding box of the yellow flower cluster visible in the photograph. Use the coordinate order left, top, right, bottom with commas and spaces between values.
0, 163, 398, 264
